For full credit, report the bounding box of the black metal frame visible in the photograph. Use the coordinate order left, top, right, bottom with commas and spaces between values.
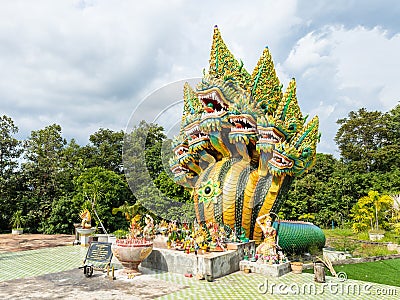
79, 241, 113, 278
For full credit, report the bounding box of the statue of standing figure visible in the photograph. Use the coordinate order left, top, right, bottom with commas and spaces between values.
143, 214, 155, 240
255, 214, 277, 256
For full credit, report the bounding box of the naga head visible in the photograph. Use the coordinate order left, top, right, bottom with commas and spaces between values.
171, 91, 201, 173
197, 26, 251, 133
181, 83, 211, 154
268, 116, 320, 177
171, 135, 192, 165
257, 79, 305, 153
197, 76, 237, 133
169, 132, 199, 187
228, 93, 259, 145
169, 157, 193, 187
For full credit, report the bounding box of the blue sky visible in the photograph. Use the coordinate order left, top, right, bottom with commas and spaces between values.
0, 0, 399, 156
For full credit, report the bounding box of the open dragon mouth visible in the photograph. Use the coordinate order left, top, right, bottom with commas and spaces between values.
229, 114, 257, 134
174, 145, 189, 160
171, 164, 189, 177
269, 151, 294, 169
197, 88, 229, 117
269, 150, 294, 169
258, 127, 285, 144
185, 123, 208, 146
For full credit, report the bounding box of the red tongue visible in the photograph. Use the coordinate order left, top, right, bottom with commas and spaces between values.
205, 107, 214, 113
235, 122, 243, 128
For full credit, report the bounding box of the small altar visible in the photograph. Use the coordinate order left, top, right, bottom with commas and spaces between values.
141, 241, 255, 279
239, 260, 291, 277
76, 227, 96, 247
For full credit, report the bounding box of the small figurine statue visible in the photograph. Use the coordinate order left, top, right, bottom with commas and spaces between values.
243, 248, 249, 260
80, 209, 92, 229
130, 216, 142, 238
250, 248, 256, 262
255, 214, 277, 256
230, 229, 238, 243
238, 227, 247, 242
215, 236, 225, 251
156, 219, 168, 236
143, 214, 155, 240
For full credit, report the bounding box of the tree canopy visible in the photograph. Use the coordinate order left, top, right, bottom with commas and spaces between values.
0, 104, 399, 233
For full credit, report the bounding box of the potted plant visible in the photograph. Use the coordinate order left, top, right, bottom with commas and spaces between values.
368, 229, 385, 241
290, 256, 303, 274
11, 210, 25, 234
289, 246, 303, 274
111, 203, 155, 275
290, 261, 303, 273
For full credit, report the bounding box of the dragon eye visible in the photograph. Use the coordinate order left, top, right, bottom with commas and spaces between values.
288, 124, 297, 132
202, 183, 215, 196
301, 147, 311, 158
204, 186, 212, 195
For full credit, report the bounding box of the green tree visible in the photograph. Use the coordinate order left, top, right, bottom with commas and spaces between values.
144, 123, 167, 179
0, 115, 22, 230
20, 124, 67, 232
335, 106, 400, 175
279, 153, 348, 227
335, 108, 387, 172
71, 167, 132, 233
57, 139, 85, 193
83, 128, 124, 173
153, 171, 191, 203
0, 115, 22, 177
44, 195, 82, 234
373, 104, 400, 172
123, 121, 194, 222
351, 190, 393, 232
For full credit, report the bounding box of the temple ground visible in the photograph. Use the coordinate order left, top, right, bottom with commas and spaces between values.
0, 234, 399, 299
0, 233, 73, 252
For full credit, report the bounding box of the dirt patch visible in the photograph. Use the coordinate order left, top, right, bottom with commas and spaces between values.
0, 234, 74, 253
0, 269, 186, 300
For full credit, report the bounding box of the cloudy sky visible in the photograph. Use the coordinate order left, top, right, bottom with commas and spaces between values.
1, 0, 399, 156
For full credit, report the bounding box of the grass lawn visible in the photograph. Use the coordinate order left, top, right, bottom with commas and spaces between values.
305, 259, 400, 287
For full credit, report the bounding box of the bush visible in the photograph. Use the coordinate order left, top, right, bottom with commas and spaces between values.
329, 238, 358, 254
113, 229, 129, 239
353, 244, 398, 257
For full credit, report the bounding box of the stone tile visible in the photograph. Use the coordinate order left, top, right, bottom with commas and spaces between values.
0, 246, 398, 299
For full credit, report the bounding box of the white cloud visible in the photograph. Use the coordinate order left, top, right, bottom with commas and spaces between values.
332, 26, 400, 109
281, 24, 400, 155
0, 0, 399, 158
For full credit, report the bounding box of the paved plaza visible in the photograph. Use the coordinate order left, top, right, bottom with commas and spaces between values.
0, 245, 399, 299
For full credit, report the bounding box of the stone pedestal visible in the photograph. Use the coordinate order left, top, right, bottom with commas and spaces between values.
239, 260, 291, 277
76, 228, 96, 246
93, 234, 109, 243
141, 241, 255, 279
323, 248, 352, 261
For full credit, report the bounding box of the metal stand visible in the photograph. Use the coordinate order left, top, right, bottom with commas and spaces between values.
73, 223, 81, 245
80, 264, 94, 277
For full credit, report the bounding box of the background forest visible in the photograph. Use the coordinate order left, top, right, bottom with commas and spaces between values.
0, 104, 399, 234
